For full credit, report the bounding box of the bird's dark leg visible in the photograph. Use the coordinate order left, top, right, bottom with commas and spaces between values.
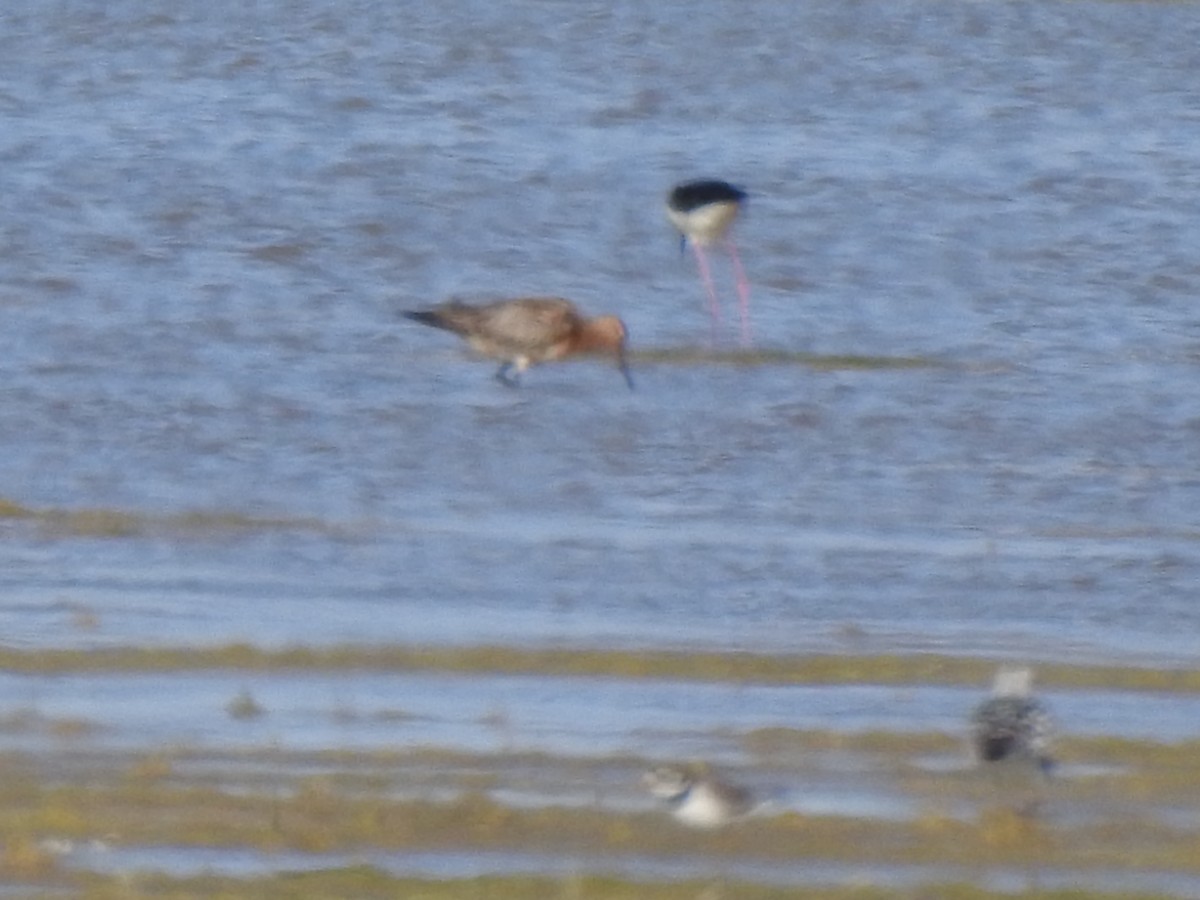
617, 350, 635, 391
495, 362, 521, 388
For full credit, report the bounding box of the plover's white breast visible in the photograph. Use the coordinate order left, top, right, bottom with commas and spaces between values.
643, 765, 754, 829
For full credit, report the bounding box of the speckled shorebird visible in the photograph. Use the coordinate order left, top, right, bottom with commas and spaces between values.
642, 765, 755, 828
404, 297, 633, 388
665, 179, 752, 344
970, 667, 1055, 773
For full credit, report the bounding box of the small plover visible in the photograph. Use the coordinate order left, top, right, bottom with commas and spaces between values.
642, 765, 754, 828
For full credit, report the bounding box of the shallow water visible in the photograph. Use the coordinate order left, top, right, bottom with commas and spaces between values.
6, 671, 1200, 759
2, 0, 1200, 895
2, 0, 1200, 664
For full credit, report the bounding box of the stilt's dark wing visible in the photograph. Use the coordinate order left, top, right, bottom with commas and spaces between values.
668, 179, 747, 212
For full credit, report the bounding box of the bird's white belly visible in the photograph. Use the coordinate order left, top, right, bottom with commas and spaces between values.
673, 784, 737, 828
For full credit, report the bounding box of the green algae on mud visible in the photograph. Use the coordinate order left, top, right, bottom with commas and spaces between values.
2, 643, 1198, 695
2, 730, 1198, 897
3, 780, 1198, 873
1, 747, 1198, 873
35, 732, 1198, 806
0, 496, 349, 539
20, 867, 1182, 900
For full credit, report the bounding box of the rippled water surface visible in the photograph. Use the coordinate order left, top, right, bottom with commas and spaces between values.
2, 0, 1200, 895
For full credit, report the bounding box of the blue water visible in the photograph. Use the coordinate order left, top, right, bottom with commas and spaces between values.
2, 0, 1199, 892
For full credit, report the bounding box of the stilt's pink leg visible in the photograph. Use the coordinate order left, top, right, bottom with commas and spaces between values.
726, 238, 752, 347
690, 242, 722, 343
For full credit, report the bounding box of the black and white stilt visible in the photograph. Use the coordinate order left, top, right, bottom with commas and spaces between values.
665, 179, 752, 345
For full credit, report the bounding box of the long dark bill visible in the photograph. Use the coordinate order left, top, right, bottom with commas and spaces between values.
617, 347, 634, 391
